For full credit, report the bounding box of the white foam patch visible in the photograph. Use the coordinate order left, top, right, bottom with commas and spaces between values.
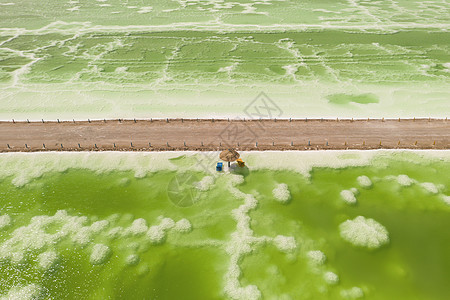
90, 244, 111, 265
274, 235, 296, 253
339, 216, 389, 249
420, 182, 439, 194
38, 251, 58, 270
272, 183, 291, 204
340, 190, 357, 205
0, 214, 11, 229
357, 175, 372, 188
324, 271, 339, 284
341, 287, 364, 299
174, 218, 192, 233
0, 284, 41, 300
195, 175, 215, 191
125, 254, 140, 266
307, 250, 326, 265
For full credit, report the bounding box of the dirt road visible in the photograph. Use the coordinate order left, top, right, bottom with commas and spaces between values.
0, 119, 448, 152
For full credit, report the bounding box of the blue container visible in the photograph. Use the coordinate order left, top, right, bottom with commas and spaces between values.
216, 162, 223, 171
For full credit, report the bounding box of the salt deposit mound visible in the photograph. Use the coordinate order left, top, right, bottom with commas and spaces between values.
340, 190, 357, 205
341, 287, 364, 299
421, 182, 439, 194
125, 254, 140, 266
357, 175, 372, 188
339, 216, 389, 249
0, 284, 41, 300
90, 244, 111, 265
272, 183, 291, 204
174, 219, 192, 233
0, 214, 11, 229
397, 175, 414, 186
274, 235, 296, 252
307, 250, 326, 265
195, 175, 214, 191
324, 271, 339, 284
38, 251, 58, 270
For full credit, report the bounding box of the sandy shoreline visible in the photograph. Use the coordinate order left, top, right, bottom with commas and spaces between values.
0, 118, 448, 152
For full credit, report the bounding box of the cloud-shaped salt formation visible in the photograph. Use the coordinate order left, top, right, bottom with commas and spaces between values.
274, 235, 296, 252
307, 250, 326, 265
324, 271, 339, 284
441, 195, 450, 206
340, 190, 357, 205
272, 183, 291, 204
174, 219, 192, 233
0, 284, 41, 300
341, 287, 364, 299
195, 175, 215, 191
357, 176, 372, 188
397, 175, 414, 186
339, 216, 389, 249
0, 210, 101, 262
420, 182, 439, 194
229, 174, 245, 185
125, 254, 140, 266
0, 214, 11, 229
90, 244, 111, 265
146, 217, 193, 244
124, 218, 148, 236
38, 251, 58, 270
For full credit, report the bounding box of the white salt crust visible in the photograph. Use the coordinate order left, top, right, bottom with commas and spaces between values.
0, 210, 191, 268
125, 254, 140, 266
274, 235, 296, 252
357, 175, 372, 188
341, 287, 364, 299
339, 216, 389, 249
195, 175, 215, 191
1, 150, 448, 188
0, 284, 41, 300
307, 250, 326, 265
124, 218, 148, 236
324, 271, 339, 284
420, 182, 439, 194
90, 244, 111, 265
38, 251, 58, 270
0, 215, 11, 229
340, 190, 357, 205
146, 217, 192, 244
272, 183, 291, 203
397, 175, 414, 186
223, 174, 297, 300
441, 195, 450, 206
174, 218, 192, 233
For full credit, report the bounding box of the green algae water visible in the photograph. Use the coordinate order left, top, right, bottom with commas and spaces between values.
1, 1, 449, 120
0, 151, 449, 299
